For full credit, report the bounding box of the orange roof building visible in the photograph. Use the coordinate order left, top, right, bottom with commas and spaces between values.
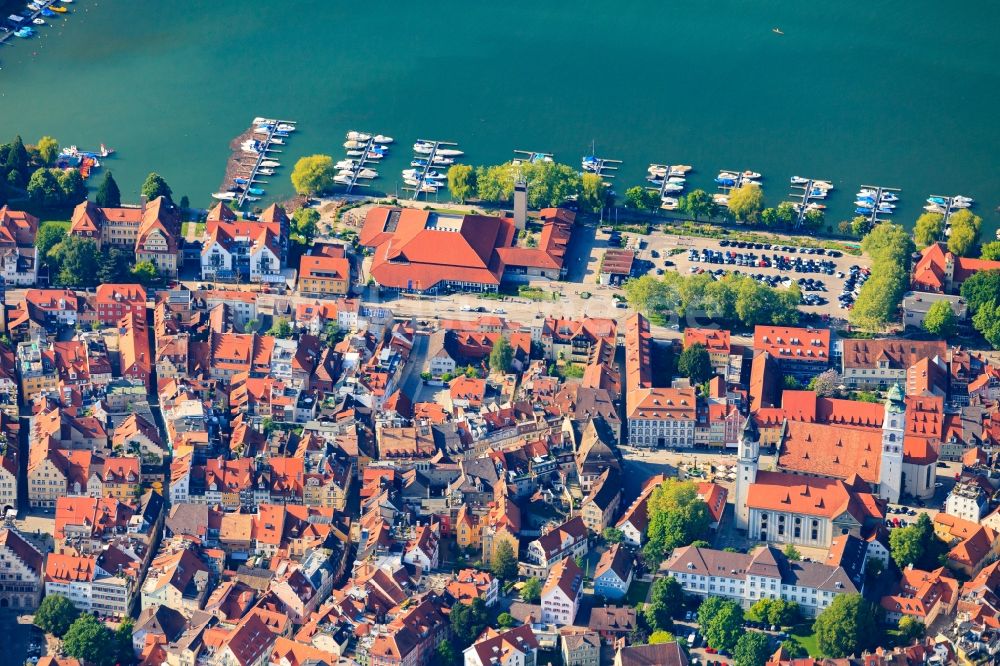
360, 207, 515, 293
911, 241, 1000, 294
753, 326, 830, 379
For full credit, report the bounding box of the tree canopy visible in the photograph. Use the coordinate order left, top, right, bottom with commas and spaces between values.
447, 164, 475, 203
922, 299, 957, 338
63, 614, 115, 666
475, 161, 581, 208
972, 299, 1000, 349
678, 342, 713, 383
644, 576, 685, 631
51, 236, 101, 288
35, 221, 68, 270
698, 597, 744, 651
490, 336, 514, 374
946, 209, 982, 257
491, 540, 517, 581
625, 185, 659, 211
726, 184, 763, 222
34, 594, 79, 637
291, 155, 336, 196
913, 212, 944, 248
292, 207, 319, 242
96, 170, 122, 208
649, 630, 676, 645
130, 260, 161, 286
813, 594, 882, 658
679, 189, 717, 221
643, 479, 711, 564
36, 136, 60, 165
745, 598, 800, 627
450, 598, 488, 648
733, 631, 772, 666
889, 512, 947, 570
580, 172, 609, 212
28, 168, 87, 208
980, 241, 1000, 261
808, 369, 841, 397
851, 223, 915, 330
623, 272, 800, 330
520, 576, 542, 603
141, 172, 173, 203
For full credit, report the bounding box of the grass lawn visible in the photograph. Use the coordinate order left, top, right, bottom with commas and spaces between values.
185, 221, 206, 237
789, 622, 821, 657
625, 580, 651, 606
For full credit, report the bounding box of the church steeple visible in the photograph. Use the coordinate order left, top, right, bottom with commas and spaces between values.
735, 415, 760, 530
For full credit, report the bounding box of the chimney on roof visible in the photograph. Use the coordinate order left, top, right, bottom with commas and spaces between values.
513, 178, 527, 231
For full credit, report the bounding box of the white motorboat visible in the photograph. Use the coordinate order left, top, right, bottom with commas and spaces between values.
33, 18, 45, 25
346, 131, 371, 141
431, 156, 454, 166
950, 200, 971, 209
790, 176, 809, 185
419, 183, 439, 193
254, 126, 271, 135
924, 204, 947, 213
812, 180, 834, 190
335, 159, 357, 169
413, 144, 434, 154
245, 196, 261, 202
258, 168, 275, 176
667, 177, 685, 184
276, 123, 295, 132
648, 165, 667, 176
953, 195, 974, 203
435, 148, 463, 157
337, 169, 356, 177
374, 135, 393, 144
344, 140, 366, 150
857, 189, 878, 197
403, 177, 420, 186
212, 192, 237, 201
260, 160, 280, 168
365, 152, 384, 160
270, 138, 285, 145
333, 174, 353, 185
742, 180, 762, 188
670, 164, 693, 174
717, 172, 738, 180
346, 150, 364, 156
358, 168, 378, 178
742, 170, 762, 179
660, 198, 679, 210
662, 183, 684, 193
253, 117, 276, 125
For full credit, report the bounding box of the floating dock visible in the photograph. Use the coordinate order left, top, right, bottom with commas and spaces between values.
403, 139, 462, 198
340, 132, 389, 194
581, 151, 622, 185
856, 184, 901, 227
645, 163, 693, 210
788, 177, 833, 226
214, 118, 297, 208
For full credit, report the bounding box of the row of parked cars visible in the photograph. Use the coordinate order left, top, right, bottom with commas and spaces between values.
718, 239, 843, 258
839, 265, 870, 309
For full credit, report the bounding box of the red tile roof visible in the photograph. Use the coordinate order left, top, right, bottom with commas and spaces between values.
754, 326, 830, 362
361, 207, 515, 290
748, 471, 883, 523
778, 420, 883, 484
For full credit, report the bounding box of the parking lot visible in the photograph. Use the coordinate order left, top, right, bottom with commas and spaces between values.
611, 231, 873, 319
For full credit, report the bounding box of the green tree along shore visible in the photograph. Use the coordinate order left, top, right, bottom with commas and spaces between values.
448, 160, 609, 212
849, 223, 914, 331
623, 271, 800, 329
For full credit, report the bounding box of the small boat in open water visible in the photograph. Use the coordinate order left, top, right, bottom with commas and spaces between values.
212, 192, 237, 201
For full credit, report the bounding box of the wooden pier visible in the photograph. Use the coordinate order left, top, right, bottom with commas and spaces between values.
404, 139, 460, 198
857, 184, 901, 227
341, 134, 387, 195
788, 177, 833, 227
215, 118, 297, 208
581, 151, 622, 186
513, 150, 554, 165
646, 163, 691, 210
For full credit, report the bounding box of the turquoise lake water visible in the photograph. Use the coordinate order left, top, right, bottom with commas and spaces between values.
1, 0, 997, 234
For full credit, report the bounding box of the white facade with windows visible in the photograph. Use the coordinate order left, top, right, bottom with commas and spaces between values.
663, 545, 860, 618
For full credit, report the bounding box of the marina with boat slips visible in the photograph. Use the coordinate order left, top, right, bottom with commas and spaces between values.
214, 118, 297, 207
2, 0, 72, 43
211, 121, 981, 236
